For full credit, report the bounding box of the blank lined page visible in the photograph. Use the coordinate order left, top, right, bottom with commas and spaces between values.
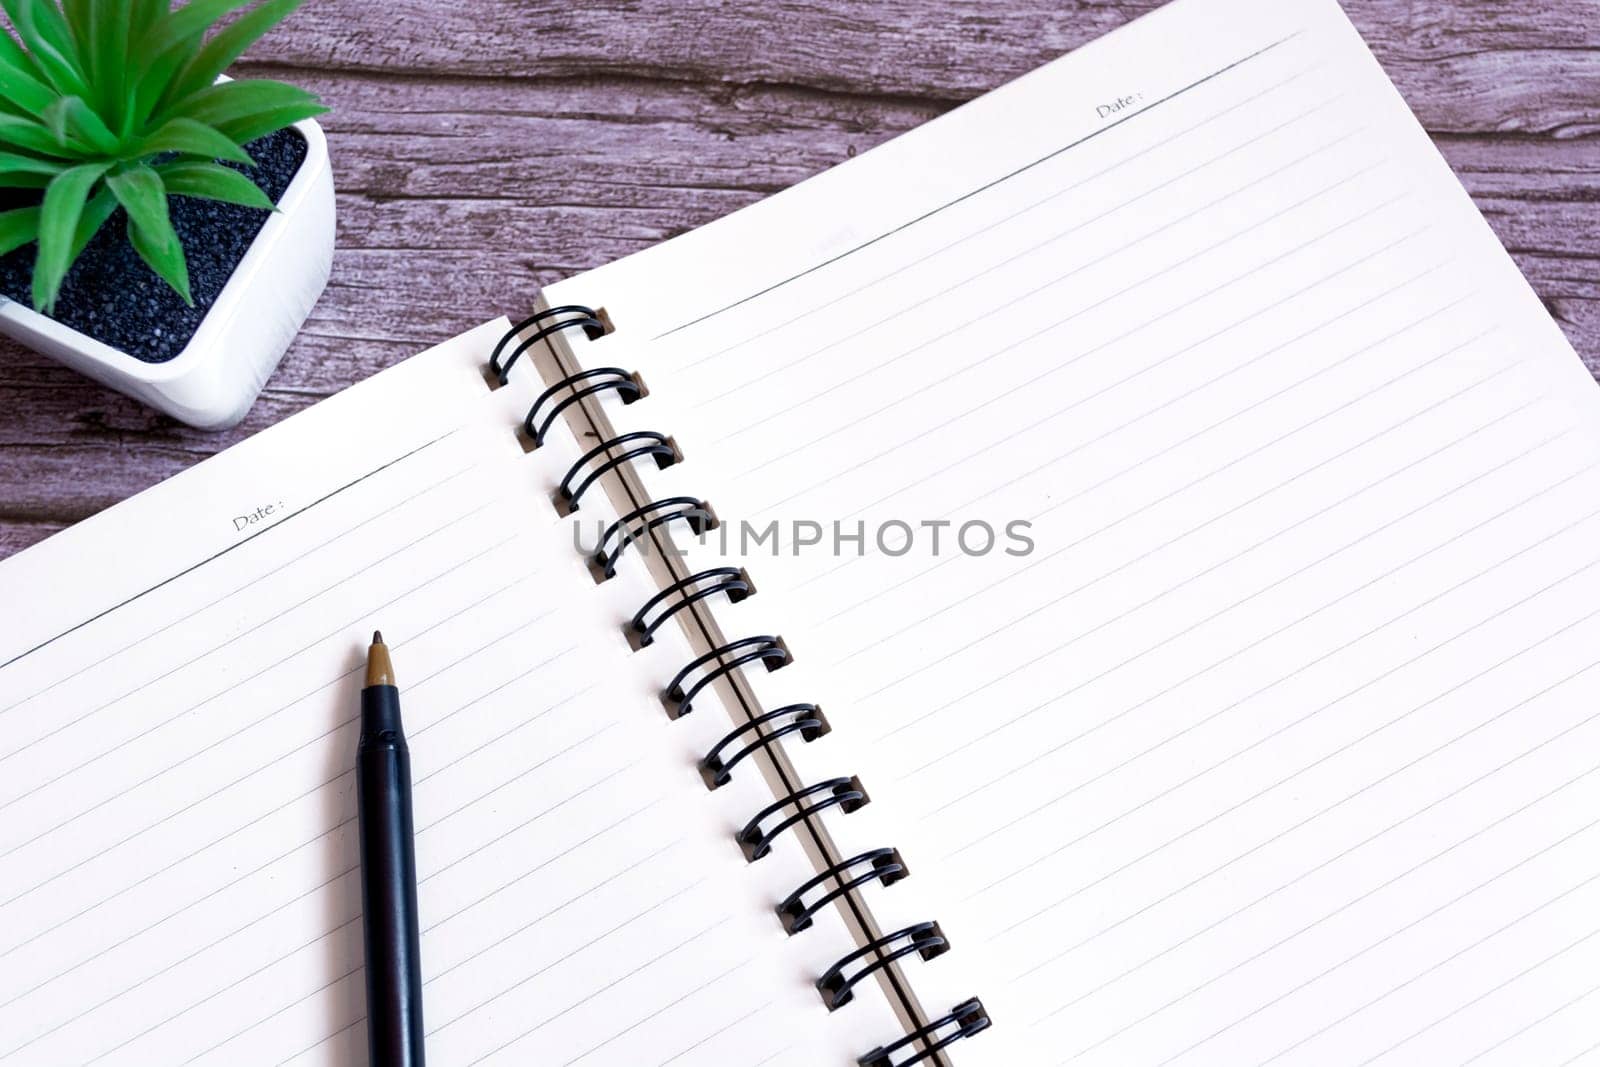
0, 323, 882, 1065
541, 0, 1600, 1062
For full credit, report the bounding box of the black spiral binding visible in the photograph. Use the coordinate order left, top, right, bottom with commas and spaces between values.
858, 999, 991, 1067
593, 496, 716, 580
660, 635, 788, 718
777, 848, 906, 935
629, 567, 752, 649
524, 367, 644, 448
700, 703, 829, 790
557, 431, 679, 514
818, 923, 950, 1011
737, 777, 869, 862
494, 309, 980, 1065
489, 305, 607, 385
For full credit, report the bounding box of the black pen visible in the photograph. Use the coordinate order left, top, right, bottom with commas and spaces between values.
358, 631, 426, 1067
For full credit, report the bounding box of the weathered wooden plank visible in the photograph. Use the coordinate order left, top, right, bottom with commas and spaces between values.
0, 519, 57, 559
245, 1, 1600, 136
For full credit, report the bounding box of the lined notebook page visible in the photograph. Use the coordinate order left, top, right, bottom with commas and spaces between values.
0, 323, 896, 1065
541, 0, 1600, 1062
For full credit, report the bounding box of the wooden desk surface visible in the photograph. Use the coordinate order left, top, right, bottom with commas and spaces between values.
0, 0, 1594, 558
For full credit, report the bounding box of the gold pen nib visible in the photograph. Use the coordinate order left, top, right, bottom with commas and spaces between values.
366, 631, 396, 688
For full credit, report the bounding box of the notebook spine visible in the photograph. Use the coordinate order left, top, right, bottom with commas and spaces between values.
492, 307, 988, 1065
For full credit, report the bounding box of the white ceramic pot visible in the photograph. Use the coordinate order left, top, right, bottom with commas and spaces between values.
0, 113, 335, 430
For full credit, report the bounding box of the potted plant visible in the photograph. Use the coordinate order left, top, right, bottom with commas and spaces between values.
0, 0, 333, 429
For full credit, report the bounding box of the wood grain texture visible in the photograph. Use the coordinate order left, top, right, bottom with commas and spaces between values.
1, 0, 1596, 555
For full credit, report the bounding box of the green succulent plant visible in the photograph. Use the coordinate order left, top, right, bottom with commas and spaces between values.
0, 0, 325, 313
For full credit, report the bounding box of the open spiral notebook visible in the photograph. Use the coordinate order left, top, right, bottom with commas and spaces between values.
3, 0, 1599, 1062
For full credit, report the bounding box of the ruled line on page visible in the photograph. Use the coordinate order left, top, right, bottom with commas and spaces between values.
0, 567, 542, 927
0, 496, 500, 775
432, 881, 708, 1039
3, 721, 619, 1027
806, 260, 1446, 593
800, 244, 1452, 601
746, 197, 1424, 531
697, 92, 1356, 413
411, 730, 630, 891
953, 480, 1600, 874
558, 958, 756, 1067
969, 577, 1600, 912
839, 282, 1472, 664
1, 604, 568, 870
873, 326, 1510, 740
461, 919, 724, 1064
0, 527, 523, 886
310, 947, 765, 1067
657, 1000, 774, 1066
1120, 865, 1600, 1066
1339, 943, 1600, 1067
164, 805, 666, 1064
0, 462, 477, 721
1055, 801, 1600, 1053
0, 530, 523, 895
262, 813, 675, 1067
1062, 825, 1600, 1055
654, 31, 1304, 339
1018, 712, 1600, 995
907, 407, 1562, 786
705, 100, 1365, 440
751, 1045, 796, 1067
1456, 983, 1600, 1067
424, 815, 669, 978
1163, 874, 1600, 1067
1, 674, 600, 995
71, 798, 667, 1065
1326, 936, 1600, 1066
897, 383, 1554, 770
0, 428, 464, 673
680, 56, 1328, 373
0, 704, 621, 1034
4, 760, 647, 1060
1555, 1036, 1600, 1067
727, 159, 1401, 487
958, 521, 1600, 889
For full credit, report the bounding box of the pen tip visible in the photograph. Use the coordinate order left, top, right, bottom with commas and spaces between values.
365, 631, 395, 687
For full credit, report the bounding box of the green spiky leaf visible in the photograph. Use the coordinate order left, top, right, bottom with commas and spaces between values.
108, 163, 191, 304
163, 0, 305, 106
129, 0, 250, 124
85, 0, 135, 125
0, 33, 56, 117
70, 184, 116, 258
129, 0, 169, 36
32, 160, 106, 311
0, 148, 66, 177
155, 159, 273, 209
0, 0, 321, 317
59, 0, 91, 50
159, 77, 324, 143
1, 0, 89, 98
0, 112, 89, 157
134, 0, 252, 57
0, 203, 39, 254
42, 94, 117, 153
133, 116, 252, 164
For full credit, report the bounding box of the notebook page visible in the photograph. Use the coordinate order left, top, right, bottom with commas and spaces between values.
539, 0, 1600, 1063
0, 322, 892, 1065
